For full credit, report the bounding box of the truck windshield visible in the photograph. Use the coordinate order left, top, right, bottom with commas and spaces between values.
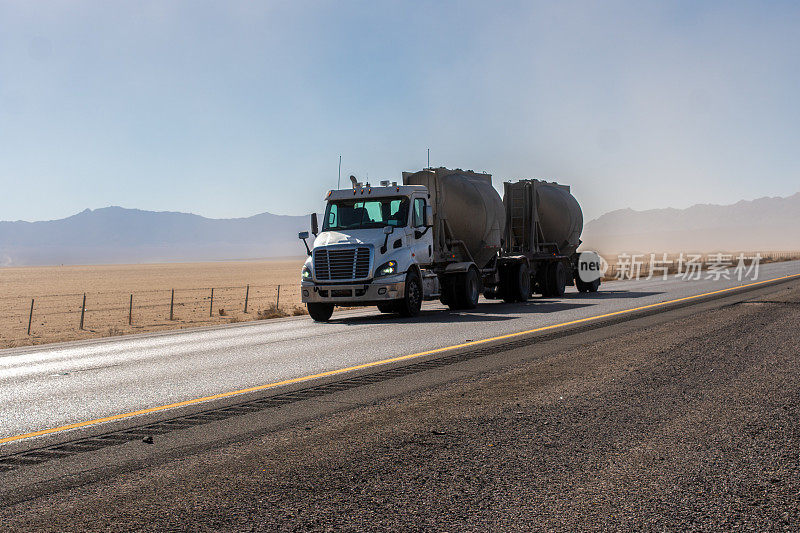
323, 198, 409, 231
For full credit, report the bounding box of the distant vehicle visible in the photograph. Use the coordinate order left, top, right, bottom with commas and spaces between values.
298, 167, 600, 321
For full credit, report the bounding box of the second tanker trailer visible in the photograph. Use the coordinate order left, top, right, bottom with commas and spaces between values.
298, 167, 599, 321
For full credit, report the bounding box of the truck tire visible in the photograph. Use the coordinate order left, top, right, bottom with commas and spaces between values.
500, 265, 515, 303
483, 286, 499, 300
546, 262, 567, 297
307, 302, 334, 322
377, 302, 396, 313
575, 276, 601, 293
575, 277, 588, 292
439, 276, 455, 307
539, 266, 552, 297
533, 267, 547, 296
454, 268, 480, 309
588, 278, 600, 292
504, 263, 530, 303
396, 271, 423, 317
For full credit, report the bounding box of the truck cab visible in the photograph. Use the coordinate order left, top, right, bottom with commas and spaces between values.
299, 181, 434, 321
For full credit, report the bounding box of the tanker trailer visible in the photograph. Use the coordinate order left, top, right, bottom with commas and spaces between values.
491, 178, 599, 300
401, 167, 507, 309
401, 168, 505, 268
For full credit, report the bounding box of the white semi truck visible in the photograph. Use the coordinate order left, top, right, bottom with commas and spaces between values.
298, 167, 599, 322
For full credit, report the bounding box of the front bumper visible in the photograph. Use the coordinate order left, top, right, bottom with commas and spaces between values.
301, 274, 406, 304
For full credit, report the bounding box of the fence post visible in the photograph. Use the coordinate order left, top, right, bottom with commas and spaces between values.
170, 289, 174, 321
79, 293, 86, 330
210, 288, 214, 317
28, 298, 34, 335
129, 294, 133, 325
244, 284, 249, 313
276, 285, 280, 310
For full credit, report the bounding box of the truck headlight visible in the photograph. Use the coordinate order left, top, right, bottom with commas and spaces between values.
376, 260, 397, 277
301, 265, 312, 280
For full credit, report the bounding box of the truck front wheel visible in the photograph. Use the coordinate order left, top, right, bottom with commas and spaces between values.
396, 271, 423, 317
307, 302, 334, 322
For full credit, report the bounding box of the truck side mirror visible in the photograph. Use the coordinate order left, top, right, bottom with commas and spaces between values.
311, 213, 319, 236
298, 231, 311, 256
424, 205, 434, 228
380, 225, 393, 254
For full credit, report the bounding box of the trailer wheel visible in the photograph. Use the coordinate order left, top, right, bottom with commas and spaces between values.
504, 263, 530, 303
483, 286, 498, 300
500, 265, 514, 303
534, 268, 547, 296
307, 303, 334, 322
575, 276, 601, 293
575, 276, 589, 292
396, 271, 423, 317
539, 267, 552, 297
545, 262, 567, 297
588, 278, 600, 292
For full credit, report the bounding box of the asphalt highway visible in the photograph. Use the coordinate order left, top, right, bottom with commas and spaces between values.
1, 260, 798, 448
2, 264, 799, 530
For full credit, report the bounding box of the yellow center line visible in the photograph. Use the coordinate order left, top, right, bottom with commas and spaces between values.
2, 272, 799, 446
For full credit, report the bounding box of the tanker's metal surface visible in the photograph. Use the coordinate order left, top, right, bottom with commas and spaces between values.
403, 168, 505, 268
535, 182, 583, 256
504, 179, 583, 256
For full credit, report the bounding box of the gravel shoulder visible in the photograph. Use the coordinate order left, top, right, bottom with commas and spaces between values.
2, 284, 799, 531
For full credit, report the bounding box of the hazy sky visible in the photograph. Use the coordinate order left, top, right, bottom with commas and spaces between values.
1, 1, 798, 222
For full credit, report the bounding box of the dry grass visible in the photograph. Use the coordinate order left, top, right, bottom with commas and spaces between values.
0, 259, 306, 349
257, 305, 286, 320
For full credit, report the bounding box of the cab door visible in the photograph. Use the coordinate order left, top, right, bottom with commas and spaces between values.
410, 195, 433, 265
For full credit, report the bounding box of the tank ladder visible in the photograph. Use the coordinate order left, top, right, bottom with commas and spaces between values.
508, 183, 530, 253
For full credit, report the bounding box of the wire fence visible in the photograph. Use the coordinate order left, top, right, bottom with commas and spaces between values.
3, 283, 305, 344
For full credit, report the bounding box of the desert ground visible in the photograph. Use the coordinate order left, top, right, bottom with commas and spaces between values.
0, 259, 306, 349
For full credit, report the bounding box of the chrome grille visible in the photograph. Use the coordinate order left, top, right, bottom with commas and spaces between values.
314, 247, 371, 280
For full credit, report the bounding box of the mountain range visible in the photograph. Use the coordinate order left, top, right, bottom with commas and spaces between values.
0, 207, 312, 266
1, 192, 798, 266
580, 192, 800, 253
